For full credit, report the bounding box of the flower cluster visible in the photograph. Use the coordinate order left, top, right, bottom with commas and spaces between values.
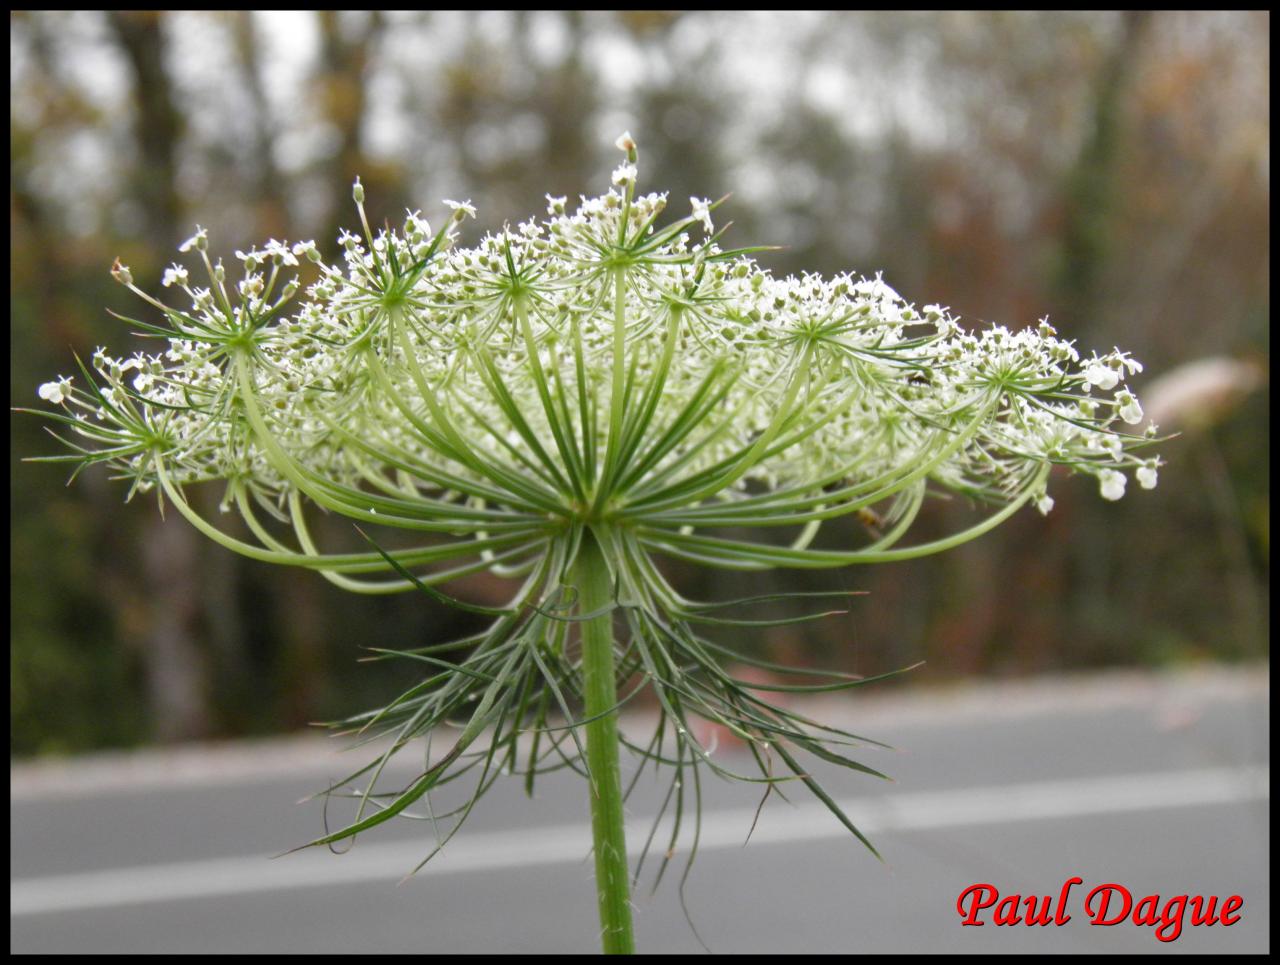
39, 187, 1159, 516
31, 135, 1162, 876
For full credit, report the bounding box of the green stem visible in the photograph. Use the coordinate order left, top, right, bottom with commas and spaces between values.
574, 529, 635, 955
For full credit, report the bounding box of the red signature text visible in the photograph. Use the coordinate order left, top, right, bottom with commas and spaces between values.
957, 879, 1243, 942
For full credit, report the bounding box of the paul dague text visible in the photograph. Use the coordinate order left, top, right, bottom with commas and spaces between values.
956, 878, 1243, 943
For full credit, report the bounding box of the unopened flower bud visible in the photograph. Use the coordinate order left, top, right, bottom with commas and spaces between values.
615, 131, 638, 163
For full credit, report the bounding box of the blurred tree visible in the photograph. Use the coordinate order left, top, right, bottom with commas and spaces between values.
316, 10, 386, 255
1054, 10, 1152, 331
12, 11, 148, 753
230, 11, 291, 239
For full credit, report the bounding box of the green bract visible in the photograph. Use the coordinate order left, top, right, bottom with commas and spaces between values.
32, 136, 1162, 945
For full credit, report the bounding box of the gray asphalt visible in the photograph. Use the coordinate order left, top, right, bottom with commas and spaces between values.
10, 665, 1270, 954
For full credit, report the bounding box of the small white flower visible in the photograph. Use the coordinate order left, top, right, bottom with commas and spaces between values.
690, 197, 714, 234
161, 264, 189, 288
615, 131, 637, 153
445, 199, 477, 222
1085, 358, 1120, 391
1116, 390, 1144, 425
1098, 469, 1127, 501
1035, 493, 1055, 515
612, 162, 637, 187
178, 226, 208, 253
1136, 464, 1159, 490
38, 378, 73, 404
235, 248, 263, 271
264, 239, 298, 267
292, 240, 322, 263
404, 210, 431, 242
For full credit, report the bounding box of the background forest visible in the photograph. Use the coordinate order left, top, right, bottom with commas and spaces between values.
10, 10, 1269, 756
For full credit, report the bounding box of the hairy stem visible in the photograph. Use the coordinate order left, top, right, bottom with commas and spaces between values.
575, 529, 635, 954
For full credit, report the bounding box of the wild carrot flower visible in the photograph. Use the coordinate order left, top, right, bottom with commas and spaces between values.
29, 135, 1162, 953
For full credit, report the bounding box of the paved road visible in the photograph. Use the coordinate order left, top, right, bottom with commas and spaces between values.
10, 665, 1269, 954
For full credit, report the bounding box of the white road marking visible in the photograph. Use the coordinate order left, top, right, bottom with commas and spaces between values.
10, 764, 1268, 917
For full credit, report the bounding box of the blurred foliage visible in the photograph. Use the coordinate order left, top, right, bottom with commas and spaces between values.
10, 11, 1269, 756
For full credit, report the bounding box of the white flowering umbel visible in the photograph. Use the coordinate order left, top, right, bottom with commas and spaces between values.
32, 136, 1161, 952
